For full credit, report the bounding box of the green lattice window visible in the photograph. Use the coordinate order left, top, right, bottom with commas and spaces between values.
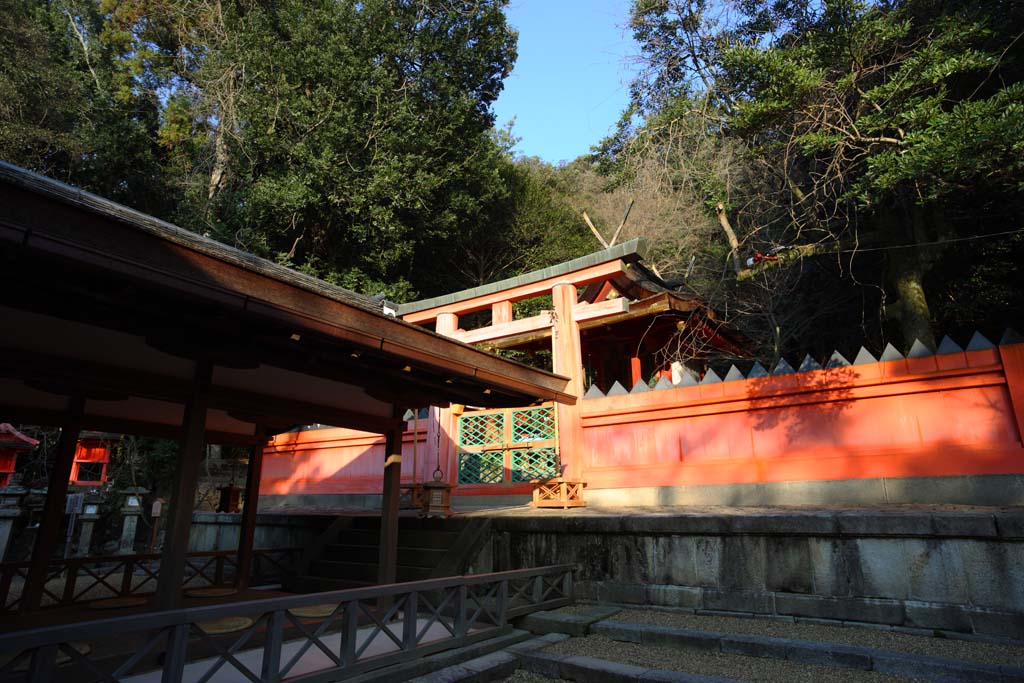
458, 451, 504, 484
459, 412, 504, 447
512, 407, 556, 443
511, 447, 560, 483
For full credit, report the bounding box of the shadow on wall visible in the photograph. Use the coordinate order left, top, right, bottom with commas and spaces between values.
746, 365, 856, 446
578, 342, 1023, 503
260, 414, 455, 498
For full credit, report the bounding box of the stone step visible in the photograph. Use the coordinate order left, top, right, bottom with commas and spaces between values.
407, 634, 571, 683
349, 629, 531, 683
588, 619, 1024, 683
518, 649, 738, 683
514, 607, 1024, 682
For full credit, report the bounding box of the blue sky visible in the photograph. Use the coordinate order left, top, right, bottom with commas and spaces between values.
493, 0, 639, 165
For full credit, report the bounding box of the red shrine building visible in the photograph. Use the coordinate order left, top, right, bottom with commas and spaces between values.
69, 432, 115, 486
0, 423, 37, 487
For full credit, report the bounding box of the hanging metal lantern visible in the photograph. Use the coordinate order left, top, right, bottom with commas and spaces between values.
421, 466, 452, 518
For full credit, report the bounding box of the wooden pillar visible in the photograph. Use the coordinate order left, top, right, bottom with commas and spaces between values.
433, 312, 459, 484
1000, 341, 1024, 443
156, 361, 211, 610
630, 356, 643, 386
552, 283, 585, 479
492, 300, 513, 325
436, 312, 458, 336
235, 428, 266, 590
377, 415, 403, 586
21, 397, 84, 613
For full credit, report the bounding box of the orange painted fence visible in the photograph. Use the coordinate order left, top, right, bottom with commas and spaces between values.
580, 343, 1024, 490
261, 341, 1024, 499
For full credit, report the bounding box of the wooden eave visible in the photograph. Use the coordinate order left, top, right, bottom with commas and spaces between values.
0, 163, 573, 441
482, 292, 702, 351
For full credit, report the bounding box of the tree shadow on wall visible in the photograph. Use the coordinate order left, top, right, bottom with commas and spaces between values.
744, 364, 857, 446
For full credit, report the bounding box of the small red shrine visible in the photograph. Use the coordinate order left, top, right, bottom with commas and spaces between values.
70, 432, 116, 486
0, 423, 38, 487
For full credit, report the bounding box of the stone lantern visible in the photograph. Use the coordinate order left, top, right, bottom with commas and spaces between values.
118, 487, 148, 554
0, 475, 26, 561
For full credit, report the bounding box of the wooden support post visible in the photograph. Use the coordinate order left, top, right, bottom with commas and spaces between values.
433, 314, 459, 485
552, 283, 585, 479
491, 300, 513, 325
21, 397, 83, 613
436, 312, 458, 336
1000, 341, 1024, 444
156, 360, 212, 610
630, 356, 643, 386
377, 414, 403, 587
236, 428, 266, 590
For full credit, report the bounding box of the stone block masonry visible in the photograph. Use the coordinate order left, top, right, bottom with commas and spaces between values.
480, 507, 1024, 640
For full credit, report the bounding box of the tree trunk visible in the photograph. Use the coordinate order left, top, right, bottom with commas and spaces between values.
889, 248, 935, 350
208, 121, 229, 202
715, 202, 742, 274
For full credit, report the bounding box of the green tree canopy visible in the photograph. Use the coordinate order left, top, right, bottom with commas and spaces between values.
603, 0, 1024, 357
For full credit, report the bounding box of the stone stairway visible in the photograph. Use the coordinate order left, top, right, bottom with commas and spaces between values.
393, 605, 1024, 682
479, 605, 1024, 683
285, 515, 491, 592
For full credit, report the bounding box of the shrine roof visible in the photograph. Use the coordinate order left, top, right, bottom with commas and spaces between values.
397, 239, 648, 316
0, 423, 39, 448
0, 162, 382, 316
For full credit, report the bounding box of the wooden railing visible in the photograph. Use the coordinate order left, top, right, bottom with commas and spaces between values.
0, 563, 574, 682
0, 547, 300, 612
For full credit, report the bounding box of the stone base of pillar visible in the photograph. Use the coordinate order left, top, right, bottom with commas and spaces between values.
77, 514, 99, 557
0, 485, 26, 562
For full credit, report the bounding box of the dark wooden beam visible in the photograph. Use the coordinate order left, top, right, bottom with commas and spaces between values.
0, 347, 401, 434
21, 396, 83, 612
377, 410, 403, 589
0, 403, 261, 445
156, 361, 211, 610
235, 428, 266, 590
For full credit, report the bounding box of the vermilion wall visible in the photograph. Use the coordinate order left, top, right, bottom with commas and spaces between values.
261, 425, 435, 496
580, 345, 1024, 490
260, 343, 1024, 499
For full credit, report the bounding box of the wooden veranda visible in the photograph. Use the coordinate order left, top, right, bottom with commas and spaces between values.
0, 162, 574, 619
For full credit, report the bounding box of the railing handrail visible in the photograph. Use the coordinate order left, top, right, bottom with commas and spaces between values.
0, 546, 303, 571
0, 563, 576, 651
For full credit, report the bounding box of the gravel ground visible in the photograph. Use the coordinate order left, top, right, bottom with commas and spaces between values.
498, 670, 561, 683
608, 609, 1024, 666
546, 604, 600, 616
546, 634, 926, 682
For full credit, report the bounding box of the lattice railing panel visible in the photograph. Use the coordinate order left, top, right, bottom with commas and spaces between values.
512, 406, 556, 443
510, 448, 560, 483
458, 412, 504, 447
0, 565, 574, 682
458, 451, 504, 484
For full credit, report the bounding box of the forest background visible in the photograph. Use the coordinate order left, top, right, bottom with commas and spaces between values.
5, 0, 1022, 552
2, 0, 1023, 376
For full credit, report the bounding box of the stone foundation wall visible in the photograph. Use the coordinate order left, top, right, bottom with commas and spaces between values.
484, 509, 1024, 639
188, 512, 330, 552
